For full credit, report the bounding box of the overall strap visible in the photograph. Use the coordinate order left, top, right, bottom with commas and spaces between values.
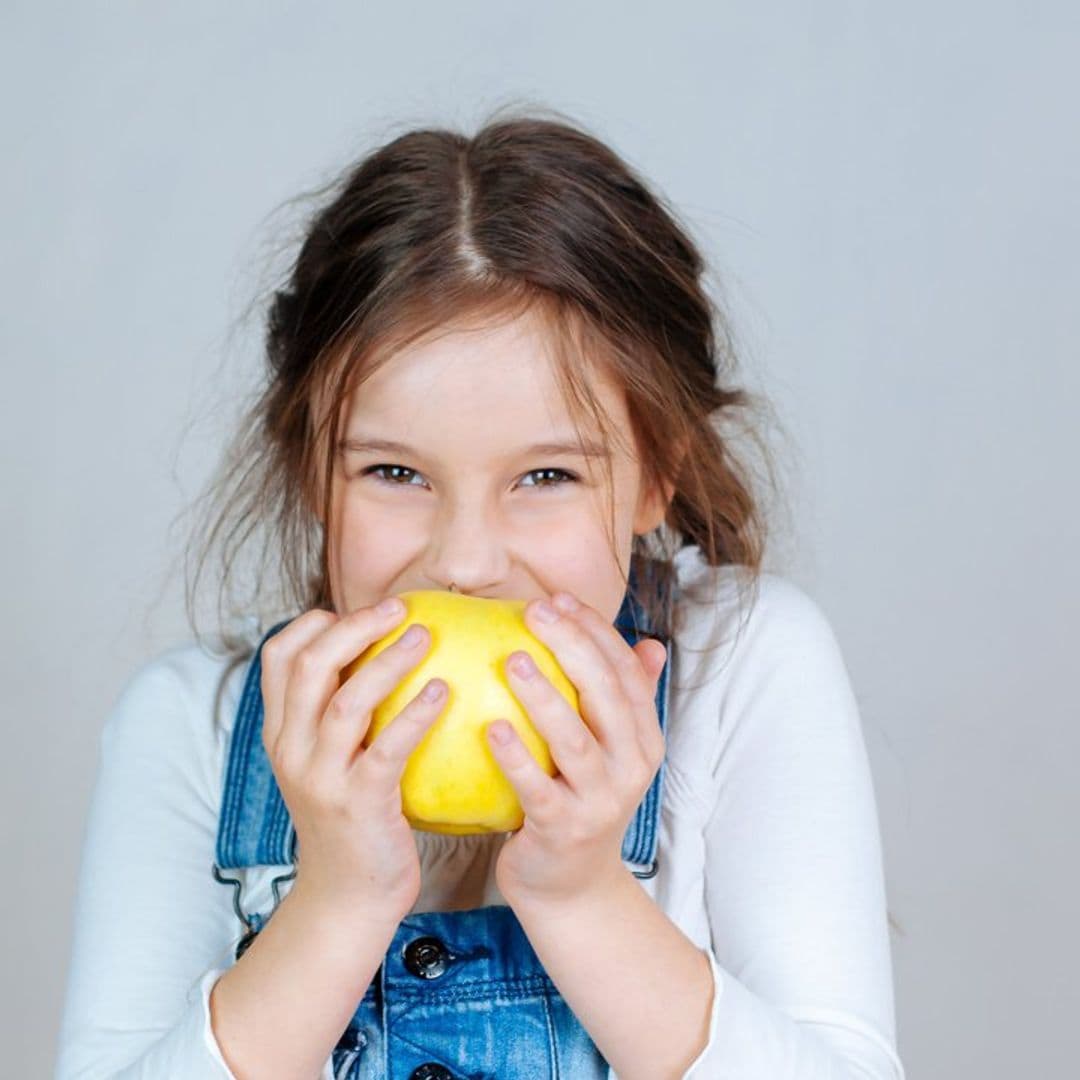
215, 560, 677, 878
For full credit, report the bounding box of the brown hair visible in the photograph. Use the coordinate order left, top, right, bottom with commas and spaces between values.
179, 105, 792, 667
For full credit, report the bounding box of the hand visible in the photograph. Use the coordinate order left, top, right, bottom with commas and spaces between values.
259, 601, 448, 922
486, 590, 668, 906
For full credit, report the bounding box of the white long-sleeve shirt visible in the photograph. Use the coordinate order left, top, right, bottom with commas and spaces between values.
55, 547, 906, 1078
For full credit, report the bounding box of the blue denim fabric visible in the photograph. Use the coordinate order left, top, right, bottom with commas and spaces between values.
212, 559, 677, 1079
331, 905, 613, 1079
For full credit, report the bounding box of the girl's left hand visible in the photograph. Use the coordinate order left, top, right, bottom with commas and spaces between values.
486, 590, 669, 906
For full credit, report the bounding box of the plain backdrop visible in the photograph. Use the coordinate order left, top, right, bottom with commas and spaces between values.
3, 3, 1076, 1077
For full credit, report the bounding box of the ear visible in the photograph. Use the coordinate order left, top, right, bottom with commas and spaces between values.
632, 437, 687, 536
633, 476, 674, 535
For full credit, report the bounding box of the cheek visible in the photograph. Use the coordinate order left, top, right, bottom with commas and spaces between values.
531, 532, 626, 615
326, 497, 407, 607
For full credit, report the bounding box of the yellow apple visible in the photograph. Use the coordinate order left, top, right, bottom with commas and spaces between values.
339, 590, 580, 834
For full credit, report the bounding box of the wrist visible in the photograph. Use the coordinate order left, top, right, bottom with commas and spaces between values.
502, 858, 632, 917
286, 877, 411, 939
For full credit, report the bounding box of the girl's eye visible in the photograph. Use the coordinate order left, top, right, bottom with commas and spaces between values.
363, 464, 426, 486
519, 467, 578, 488
361, 464, 578, 489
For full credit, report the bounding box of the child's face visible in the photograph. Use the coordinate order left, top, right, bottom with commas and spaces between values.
326, 308, 671, 625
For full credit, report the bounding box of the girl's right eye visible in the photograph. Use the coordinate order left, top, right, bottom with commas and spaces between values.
363, 464, 425, 486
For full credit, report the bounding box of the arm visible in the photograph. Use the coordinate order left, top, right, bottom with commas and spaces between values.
53, 648, 382, 1080
510, 578, 906, 1079
687, 578, 906, 1078
55, 652, 242, 1078
209, 880, 401, 1079
510, 865, 714, 1080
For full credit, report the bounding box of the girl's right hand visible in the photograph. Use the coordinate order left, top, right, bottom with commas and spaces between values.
258, 600, 445, 923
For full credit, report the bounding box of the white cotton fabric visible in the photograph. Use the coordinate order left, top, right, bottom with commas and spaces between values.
55, 547, 905, 1079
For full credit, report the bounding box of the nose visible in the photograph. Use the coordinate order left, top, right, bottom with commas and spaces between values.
422, 496, 508, 595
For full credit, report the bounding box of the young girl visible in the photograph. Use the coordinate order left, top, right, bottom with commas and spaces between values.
56, 110, 905, 1079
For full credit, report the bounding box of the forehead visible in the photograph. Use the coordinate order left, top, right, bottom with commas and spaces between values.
343, 309, 630, 451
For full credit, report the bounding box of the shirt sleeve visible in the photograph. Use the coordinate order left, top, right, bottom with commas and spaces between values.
680, 577, 906, 1079
53, 649, 338, 1080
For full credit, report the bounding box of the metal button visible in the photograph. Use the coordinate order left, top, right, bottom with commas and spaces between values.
409, 1065, 453, 1080
235, 927, 258, 960
403, 935, 451, 979
335, 1025, 368, 1052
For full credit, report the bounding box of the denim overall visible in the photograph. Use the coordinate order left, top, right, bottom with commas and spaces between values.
212, 560, 677, 1080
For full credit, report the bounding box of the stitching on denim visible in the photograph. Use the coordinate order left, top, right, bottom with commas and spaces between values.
386, 1027, 501, 1079
541, 980, 560, 1080
387, 973, 557, 1016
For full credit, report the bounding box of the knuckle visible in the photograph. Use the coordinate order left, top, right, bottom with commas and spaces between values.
302, 607, 338, 627
565, 727, 591, 756
323, 691, 356, 722
595, 667, 619, 697
344, 604, 377, 622
293, 647, 322, 678
362, 737, 395, 771
531, 778, 562, 813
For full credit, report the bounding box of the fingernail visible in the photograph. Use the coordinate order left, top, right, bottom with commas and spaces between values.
401, 624, 425, 647
489, 720, 513, 745
510, 652, 537, 679
553, 591, 579, 613
421, 679, 444, 702
377, 597, 404, 616
533, 601, 559, 623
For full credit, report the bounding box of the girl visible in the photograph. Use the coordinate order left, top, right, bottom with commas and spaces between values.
56, 109, 905, 1079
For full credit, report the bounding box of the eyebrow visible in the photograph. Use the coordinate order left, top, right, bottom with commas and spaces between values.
337, 434, 611, 460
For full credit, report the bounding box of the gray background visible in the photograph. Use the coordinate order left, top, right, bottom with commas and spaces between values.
3, 2, 1076, 1077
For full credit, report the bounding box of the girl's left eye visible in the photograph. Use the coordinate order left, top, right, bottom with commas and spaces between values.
361, 464, 579, 489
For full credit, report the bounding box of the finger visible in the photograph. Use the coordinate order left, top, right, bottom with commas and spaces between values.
631, 639, 669, 768
351, 676, 448, 785
485, 718, 566, 828
552, 592, 668, 762
638, 637, 669, 685
260, 609, 337, 755
311, 621, 438, 773
504, 650, 608, 797
277, 601, 409, 765
553, 591, 658, 706
523, 598, 631, 761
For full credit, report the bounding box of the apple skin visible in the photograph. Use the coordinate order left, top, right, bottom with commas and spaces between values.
339, 590, 580, 834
